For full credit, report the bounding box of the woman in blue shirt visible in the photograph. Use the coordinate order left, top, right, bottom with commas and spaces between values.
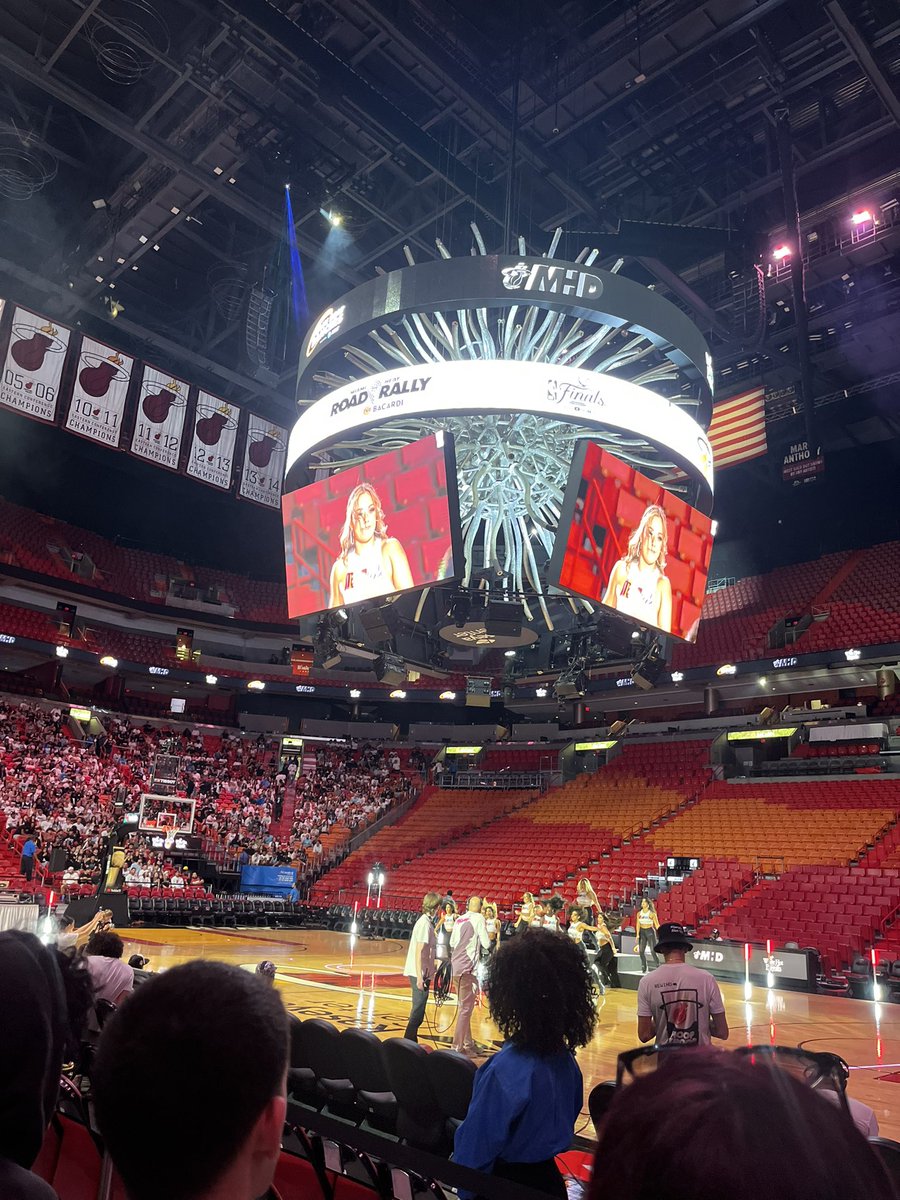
454, 927, 596, 1198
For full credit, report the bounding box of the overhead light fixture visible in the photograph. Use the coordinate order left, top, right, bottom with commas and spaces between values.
671, 671, 683, 682
247, 679, 265, 691
92, 198, 107, 209
99, 655, 118, 668
772, 244, 791, 261
717, 663, 737, 676
337, 608, 348, 620
138, 234, 148, 244
205, 674, 218, 685
504, 649, 516, 658
152, 243, 160, 251
116, 256, 125, 264
213, 166, 224, 175
55, 646, 69, 658
844, 648, 861, 661
389, 688, 407, 699
851, 208, 873, 225
170, 206, 180, 215
439, 690, 456, 701
349, 688, 361, 699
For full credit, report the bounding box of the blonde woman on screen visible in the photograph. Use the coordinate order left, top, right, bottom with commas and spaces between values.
328, 483, 414, 607
602, 503, 672, 633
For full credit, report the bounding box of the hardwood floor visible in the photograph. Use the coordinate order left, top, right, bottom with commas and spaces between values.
123, 927, 900, 1141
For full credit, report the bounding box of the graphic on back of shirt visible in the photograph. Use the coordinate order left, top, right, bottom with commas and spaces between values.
659, 987, 703, 1046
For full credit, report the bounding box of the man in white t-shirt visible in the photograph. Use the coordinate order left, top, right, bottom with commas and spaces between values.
637, 922, 728, 1048
403, 891, 440, 1042
449, 896, 491, 1056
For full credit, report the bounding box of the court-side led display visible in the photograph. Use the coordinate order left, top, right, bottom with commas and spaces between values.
549, 442, 715, 642
282, 431, 462, 619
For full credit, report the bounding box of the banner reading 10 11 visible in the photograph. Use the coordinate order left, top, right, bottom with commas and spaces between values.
65, 336, 134, 448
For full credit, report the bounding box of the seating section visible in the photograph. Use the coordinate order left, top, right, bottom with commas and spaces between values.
642, 781, 897, 868
654, 859, 754, 929
317, 742, 710, 908
702, 865, 900, 971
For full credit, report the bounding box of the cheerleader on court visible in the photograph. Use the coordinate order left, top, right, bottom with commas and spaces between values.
567, 905, 606, 995
515, 892, 535, 931
633, 897, 660, 973
483, 902, 500, 954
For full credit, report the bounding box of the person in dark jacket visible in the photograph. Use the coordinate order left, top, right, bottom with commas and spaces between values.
0, 930, 68, 1199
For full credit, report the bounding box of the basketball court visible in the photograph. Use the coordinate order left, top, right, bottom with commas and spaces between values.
121, 927, 900, 1140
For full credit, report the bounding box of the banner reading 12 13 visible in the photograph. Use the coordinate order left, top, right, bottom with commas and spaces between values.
0, 305, 72, 423
239, 413, 288, 509
186, 390, 240, 490
65, 336, 133, 448
130, 363, 189, 471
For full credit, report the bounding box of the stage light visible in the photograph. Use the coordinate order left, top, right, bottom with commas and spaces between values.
349, 688, 361, 698
247, 679, 265, 690
389, 688, 407, 699
375, 650, 405, 686
717, 663, 737, 676
320, 207, 342, 226
205, 674, 218, 685
671, 671, 684, 682
554, 667, 587, 700
99, 655, 118, 668
337, 608, 348, 620
439, 690, 457, 700
772, 244, 791, 261
759, 676, 768, 687
851, 208, 873, 225
535, 687, 548, 698
55, 646, 69, 658
845, 648, 861, 661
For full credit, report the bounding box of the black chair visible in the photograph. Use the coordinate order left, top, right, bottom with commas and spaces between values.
382, 1037, 448, 1152
872, 1138, 900, 1192
588, 1081, 617, 1135
301, 1019, 357, 1115
424, 1048, 476, 1141
287, 1016, 320, 1106
340, 1027, 398, 1133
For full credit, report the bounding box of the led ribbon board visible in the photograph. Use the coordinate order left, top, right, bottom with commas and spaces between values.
286, 359, 714, 498
727, 727, 798, 741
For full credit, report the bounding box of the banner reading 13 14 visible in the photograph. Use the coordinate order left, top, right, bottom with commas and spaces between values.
239, 413, 288, 509
130, 363, 189, 471
65, 336, 133, 448
0, 305, 72, 423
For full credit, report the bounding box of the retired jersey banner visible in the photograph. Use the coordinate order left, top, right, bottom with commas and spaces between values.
130, 363, 189, 471
186, 391, 240, 490
239, 413, 287, 509
65, 336, 133, 448
1, 306, 71, 423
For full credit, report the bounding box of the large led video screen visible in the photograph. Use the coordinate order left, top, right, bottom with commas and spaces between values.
548, 442, 715, 642
282, 431, 463, 619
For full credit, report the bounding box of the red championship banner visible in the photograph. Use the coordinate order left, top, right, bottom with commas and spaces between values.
0, 305, 71, 423
239, 413, 287, 509
186, 391, 240, 490
65, 336, 133, 448
130, 363, 189, 471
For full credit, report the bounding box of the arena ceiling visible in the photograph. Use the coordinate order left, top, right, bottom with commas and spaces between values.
0, 0, 900, 570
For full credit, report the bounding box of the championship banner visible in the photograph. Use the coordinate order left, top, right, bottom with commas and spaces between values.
0, 305, 71, 423
186, 391, 240, 490
239, 413, 288, 509
65, 336, 133, 448
130, 363, 189, 471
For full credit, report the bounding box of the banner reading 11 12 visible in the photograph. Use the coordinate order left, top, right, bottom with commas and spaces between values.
130, 363, 190, 471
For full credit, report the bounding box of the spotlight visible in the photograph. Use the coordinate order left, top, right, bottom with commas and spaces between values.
631, 642, 666, 691
375, 651, 405, 686
205, 674, 218, 685
247, 680, 265, 691
99, 655, 118, 668
759, 676, 768, 687
851, 208, 873, 225
319, 207, 342, 226
772, 244, 791, 261
554, 667, 587, 700
337, 608, 348, 620
55, 646, 69, 658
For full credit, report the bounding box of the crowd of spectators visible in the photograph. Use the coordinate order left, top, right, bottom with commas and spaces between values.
0, 699, 419, 896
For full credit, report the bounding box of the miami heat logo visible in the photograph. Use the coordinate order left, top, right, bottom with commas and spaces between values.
501, 261, 531, 290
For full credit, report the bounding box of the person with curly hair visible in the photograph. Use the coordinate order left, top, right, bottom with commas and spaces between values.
453, 928, 596, 1198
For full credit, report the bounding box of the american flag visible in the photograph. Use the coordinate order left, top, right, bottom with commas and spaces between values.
707, 386, 767, 469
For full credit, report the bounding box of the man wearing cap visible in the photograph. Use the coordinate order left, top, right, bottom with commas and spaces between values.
637, 922, 729, 1048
